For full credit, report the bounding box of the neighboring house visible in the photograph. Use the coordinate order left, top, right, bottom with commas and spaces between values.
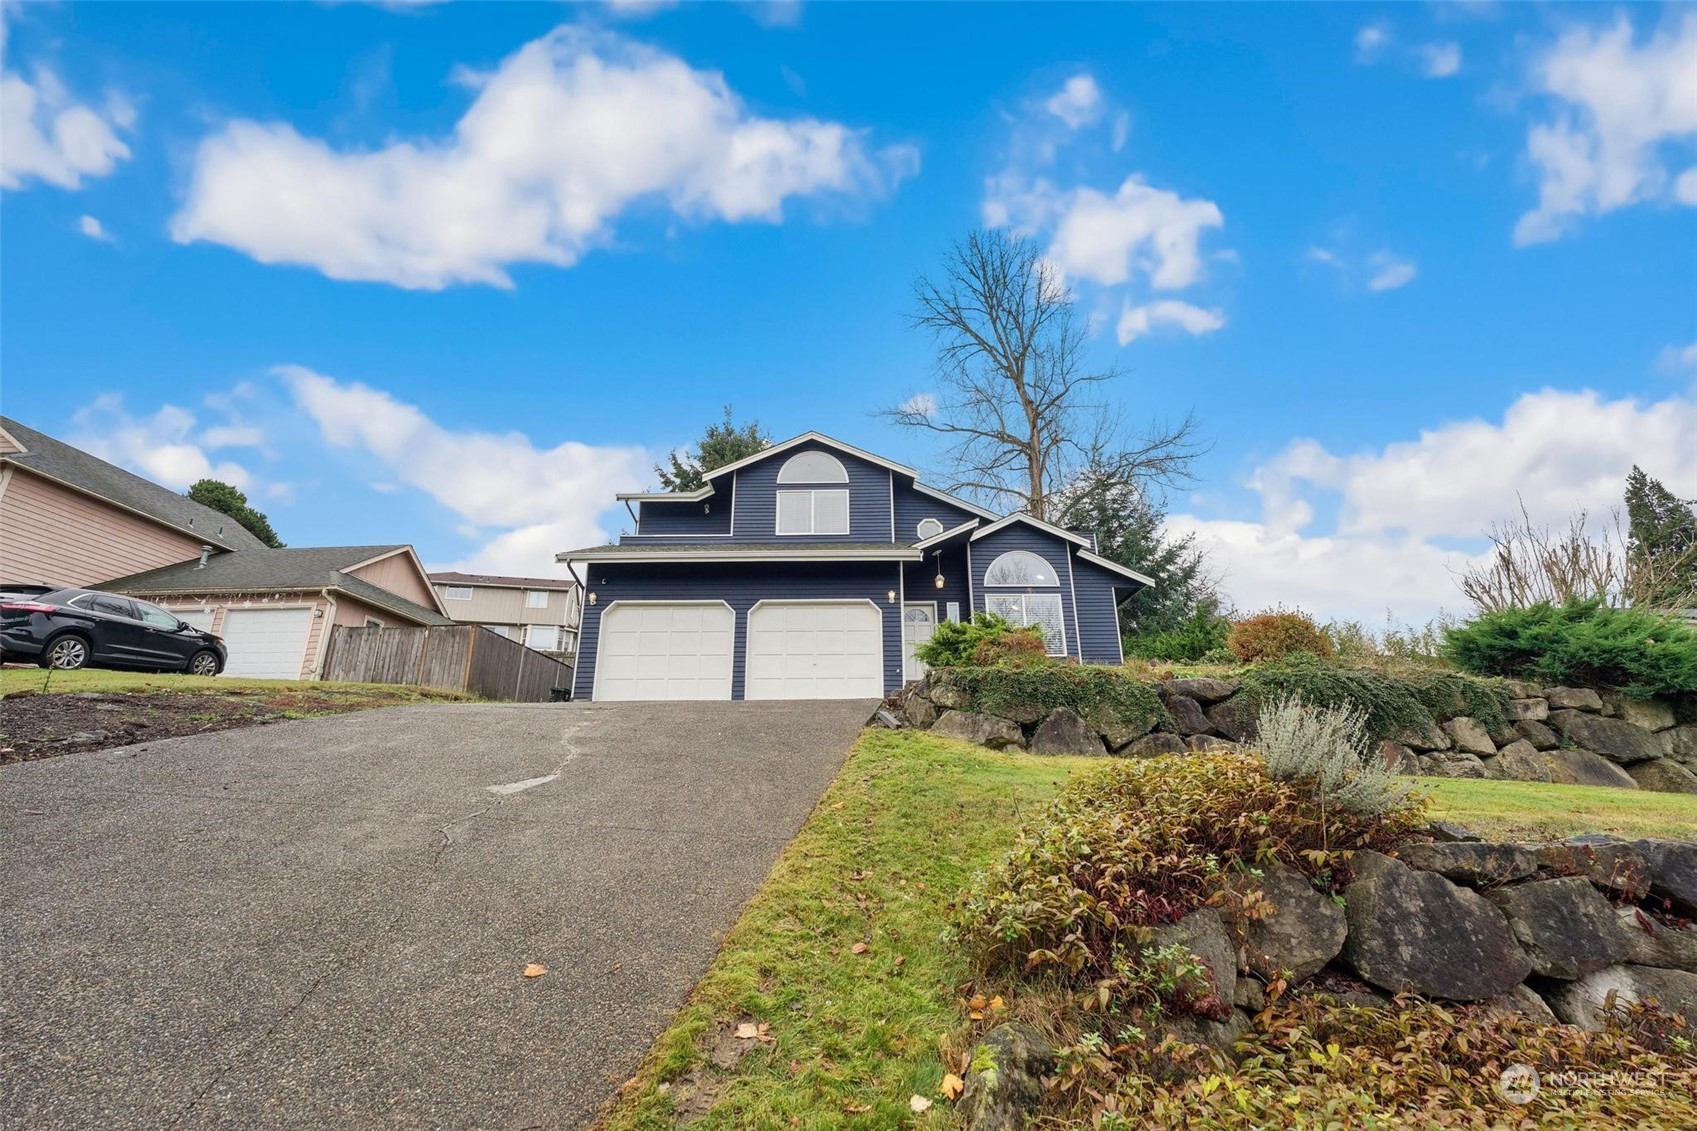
559, 432, 1152, 702
427, 572, 581, 656
0, 416, 452, 680
100, 546, 452, 681
0, 416, 270, 587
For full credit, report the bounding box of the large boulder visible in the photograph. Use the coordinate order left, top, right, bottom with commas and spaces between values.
1546, 687, 1604, 712
1477, 983, 1558, 1024
1163, 678, 1239, 705
1029, 707, 1107, 757
1087, 703, 1156, 751
1340, 851, 1531, 1001
1604, 694, 1677, 733
925, 671, 972, 710
1667, 724, 1697, 762
1614, 906, 1697, 974
1625, 757, 1697, 794
1150, 908, 1237, 1003
957, 1022, 1053, 1131
1485, 739, 1553, 783
932, 710, 1024, 750
1443, 717, 1497, 756
1228, 863, 1346, 983
1397, 841, 1538, 887
1376, 740, 1420, 775
1391, 719, 1451, 752
1486, 877, 1632, 979
1543, 965, 1697, 1030
1163, 695, 1214, 737
1538, 748, 1639, 789
1549, 710, 1666, 764
1186, 735, 1236, 752
1534, 838, 1651, 900
1421, 750, 1488, 778
904, 694, 938, 729
1121, 733, 1187, 757
1514, 719, 1561, 750
1205, 697, 1257, 743
1507, 698, 1550, 723
1631, 839, 1697, 916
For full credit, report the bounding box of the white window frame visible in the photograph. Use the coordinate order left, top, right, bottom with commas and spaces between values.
985, 593, 1067, 656
984, 550, 1059, 587
443, 586, 473, 601
775, 489, 850, 536
524, 624, 558, 650
915, 517, 944, 541
559, 628, 578, 654
776, 451, 849, 483
525, 589, 550, 609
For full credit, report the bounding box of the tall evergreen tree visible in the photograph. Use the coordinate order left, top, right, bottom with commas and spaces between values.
1624, 465, 1697, 607
655, 406, 771, 491
186, 479, 284, 548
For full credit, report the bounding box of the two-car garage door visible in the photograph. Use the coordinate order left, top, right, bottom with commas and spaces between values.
594, 600, 883, 701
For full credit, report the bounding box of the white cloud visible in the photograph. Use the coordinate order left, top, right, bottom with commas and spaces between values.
1043, 73, 1102, 130
171, 25, 916, 289
1116, 299, 1225, 344
1, 11, 135, 190
1041, 176, 1224, 291
1366, 251, 1417, 291
1355, 24, 1391, 62
899, 392, 937, 417
201, 424, 264, 448
1417, 42, 1462, 78
68, 395, 252, 491
1305, 245, 1342, 267
1514, 15, 1697, 246
1173, 387, 1697, 622
78, 214, 111, 241
1656, 339, 1697, 372
280, 365, 649, 573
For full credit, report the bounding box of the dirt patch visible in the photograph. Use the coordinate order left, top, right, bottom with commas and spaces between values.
0, 688, 436, 764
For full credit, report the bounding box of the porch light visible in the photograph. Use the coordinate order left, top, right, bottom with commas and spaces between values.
887, 590, 897, 603
588, 592, 598, 605
934, 573, 945, 590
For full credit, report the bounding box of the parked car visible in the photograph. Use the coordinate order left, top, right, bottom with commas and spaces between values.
0, 588, 226, 674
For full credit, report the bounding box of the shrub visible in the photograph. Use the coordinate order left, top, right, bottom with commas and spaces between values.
933, 665, 1166, 734
1124, 599, 1231, 663
1324, 614, 1449, 666
915, 612, 1046, 669
971, 629, 1049, 667
1227, 609, 1333, 663
1239, 653, 1510, 743
1443, 598, 1697, 699
1256, 695, 1413, 818
953, 752, 1425, 992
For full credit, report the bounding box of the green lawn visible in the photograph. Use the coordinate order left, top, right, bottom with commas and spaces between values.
1419, 774, 1697, 841
0, 666, 474, 703
595, 730, 1097, 1130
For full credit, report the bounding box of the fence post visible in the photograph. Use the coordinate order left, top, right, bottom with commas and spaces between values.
513, 644, 527, 701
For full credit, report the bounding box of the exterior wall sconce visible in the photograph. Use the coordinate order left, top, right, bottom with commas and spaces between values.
934, 572, 945, 590
588, 592, 598, 605
886, 590, 897, 603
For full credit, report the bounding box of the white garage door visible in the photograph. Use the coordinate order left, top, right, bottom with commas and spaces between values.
219, 607, 314, 680
746, 601, 884, 700
595, 602, 734, 701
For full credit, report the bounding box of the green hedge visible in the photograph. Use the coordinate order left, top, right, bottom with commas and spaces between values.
1443, 599, 1697, 700
933, 664, 1167, 734
1239, 654, 1511, 742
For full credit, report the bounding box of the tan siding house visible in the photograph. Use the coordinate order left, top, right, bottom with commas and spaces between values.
429, 572, 580, 654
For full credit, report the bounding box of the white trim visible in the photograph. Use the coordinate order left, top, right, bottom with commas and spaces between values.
902, 599, 936, 682
914, 518, 977, 550
965, 538, 975, 616
559, 546, 922, 565
591, 599, 736, 703
888, 471, 896, 543
614, 486, 715, 503
443, 586, 474, 601
775, 488, 849, 536
730, 469, 740, 536
748, 597, 883, 611
1077, 548, 1156, 587
915, 517, 945, 541
1064, 545, 1082, 662
908, 481, 999, 521
704, 431, 917, 482
775, 450, 850, 484
970, 511, 1090, 547
983, 550, 1061, 588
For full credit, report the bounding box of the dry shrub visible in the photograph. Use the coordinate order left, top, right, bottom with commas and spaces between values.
972, 630, 1050, 667
1227, 610, 1333, 663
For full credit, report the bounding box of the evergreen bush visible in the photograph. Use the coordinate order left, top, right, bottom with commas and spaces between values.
1239, 654, 1510, 742
1443, 599, 1697, 699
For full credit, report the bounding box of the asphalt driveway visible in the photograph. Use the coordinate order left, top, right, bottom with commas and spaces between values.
1, 698, 877, 1129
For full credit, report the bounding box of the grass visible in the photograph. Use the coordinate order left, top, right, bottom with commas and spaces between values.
594, 729, 1098, 1131
0, 666, 475, 708
1419, 775, 1697, 840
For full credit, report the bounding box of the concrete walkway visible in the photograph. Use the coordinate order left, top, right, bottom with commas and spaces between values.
1, 698, 876, 1129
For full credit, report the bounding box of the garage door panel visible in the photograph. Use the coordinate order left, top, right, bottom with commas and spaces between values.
220, 608, 313, 681
746, 601, 883, 701
596, 603, 733, 701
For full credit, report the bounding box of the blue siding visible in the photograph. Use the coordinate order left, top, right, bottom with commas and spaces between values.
968, 524, 1082, 661
1070, 556, 1133, 665
902, 542, 972, 625
893, 482, 982, 543
729, 441, 893, 543
633, 488, 733, 538
573, 560, 904, 700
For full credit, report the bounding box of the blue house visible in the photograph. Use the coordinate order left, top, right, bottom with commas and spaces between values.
558, 433, 1152, 701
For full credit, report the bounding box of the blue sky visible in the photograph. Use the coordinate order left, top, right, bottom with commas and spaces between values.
3, 1, 1694, 622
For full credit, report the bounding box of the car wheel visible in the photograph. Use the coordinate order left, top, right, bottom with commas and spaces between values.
187, 650, 221, 677
45, 635, 90, 671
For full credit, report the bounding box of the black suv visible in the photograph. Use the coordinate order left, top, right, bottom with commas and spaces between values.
0, 588, 227, 675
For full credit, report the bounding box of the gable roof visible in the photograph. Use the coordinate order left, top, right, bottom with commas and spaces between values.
0, 416, 271, 552
98, 545, 454, 625
703, 431, 918, 483
429, 571, 577, 591
969, 511, 1092, 547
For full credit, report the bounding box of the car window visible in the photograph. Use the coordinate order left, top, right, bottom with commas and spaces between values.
91, 596, 137, 619
65, 593, 98, 609
137, 603, 180, 628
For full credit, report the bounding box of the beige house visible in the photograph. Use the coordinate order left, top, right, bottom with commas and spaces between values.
428, 572, 580, 656
1, 416, 452, 680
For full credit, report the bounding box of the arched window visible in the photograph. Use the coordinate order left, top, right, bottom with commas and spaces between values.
777, 451, 849, 484
984, 550, 1057, 587
916, 517, 945, 541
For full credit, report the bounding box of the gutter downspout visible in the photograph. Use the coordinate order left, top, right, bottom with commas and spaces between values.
312, 587, 338, 680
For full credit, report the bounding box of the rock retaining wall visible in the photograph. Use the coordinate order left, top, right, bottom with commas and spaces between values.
892, 670, 1697, 795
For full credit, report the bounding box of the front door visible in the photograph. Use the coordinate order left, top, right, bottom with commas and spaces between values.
903, 602, 936, 682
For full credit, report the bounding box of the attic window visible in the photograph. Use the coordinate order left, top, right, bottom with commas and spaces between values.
776, 451, 848, 484
444, 586, 473, 601
985, 550, 1057, 587
916, 518, 945, 541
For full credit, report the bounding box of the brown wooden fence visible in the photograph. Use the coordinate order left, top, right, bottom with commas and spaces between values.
321, 624, 573, 702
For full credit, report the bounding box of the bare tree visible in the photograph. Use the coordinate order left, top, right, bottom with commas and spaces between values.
881, 229, 1205, 521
